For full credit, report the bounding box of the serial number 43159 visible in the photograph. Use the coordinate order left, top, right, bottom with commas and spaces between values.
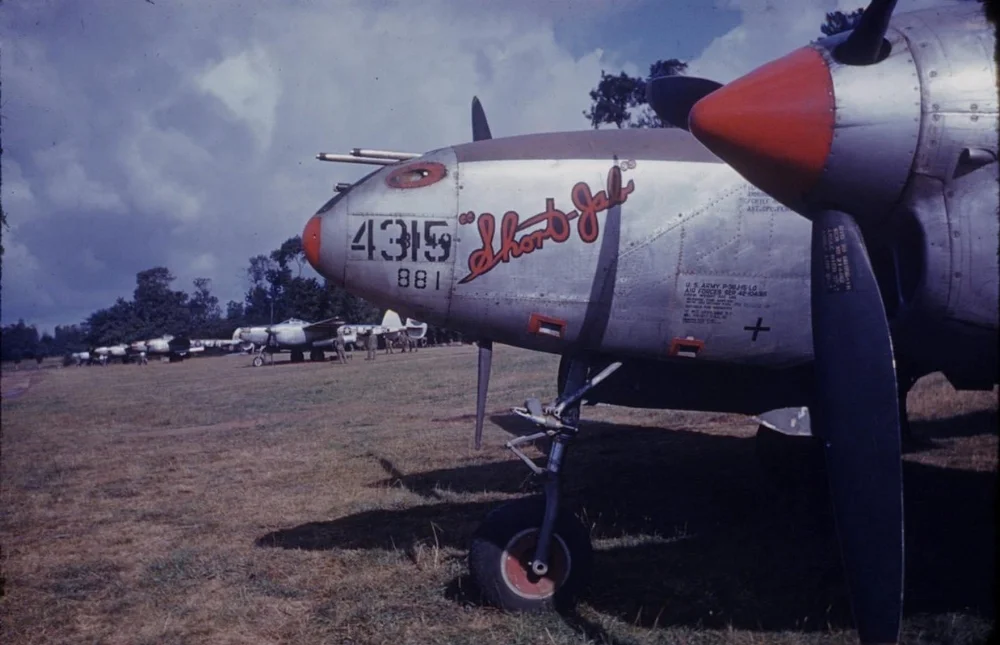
351, 218, 452, 263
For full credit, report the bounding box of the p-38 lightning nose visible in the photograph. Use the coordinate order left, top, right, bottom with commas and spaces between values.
304, 146, 459, 315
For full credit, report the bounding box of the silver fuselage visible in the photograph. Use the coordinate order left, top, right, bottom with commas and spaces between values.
314, 129, 815, 368
238, 323, 326, 348
307, 4, 997, 392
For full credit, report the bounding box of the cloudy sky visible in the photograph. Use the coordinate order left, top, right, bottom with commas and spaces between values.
0, 0, 967, 333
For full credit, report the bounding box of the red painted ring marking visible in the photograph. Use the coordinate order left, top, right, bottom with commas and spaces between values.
385, 161, 447, 189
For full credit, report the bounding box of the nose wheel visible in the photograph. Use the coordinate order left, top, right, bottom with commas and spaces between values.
467, 357, 621, 613
469, 497, 592, 612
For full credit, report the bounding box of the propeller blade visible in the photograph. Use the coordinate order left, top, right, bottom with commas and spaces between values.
645, 76, 722, 131
471, 96, 493, 450
471, 96, 493, 142
811, 210, 903, 645
474, 340, 493, 450
835, 0, 899, 65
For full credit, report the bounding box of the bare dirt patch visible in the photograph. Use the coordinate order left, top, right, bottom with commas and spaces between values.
1, 346, 995, 644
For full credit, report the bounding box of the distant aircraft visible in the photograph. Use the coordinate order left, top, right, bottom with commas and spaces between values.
128, 335, 201, 362
68, 351, 92, 366
92, 344, 129, 364
237, 310, 427, 367
337, 310, 428, 348
191, 338, 244, 353
302, 1, 997, 642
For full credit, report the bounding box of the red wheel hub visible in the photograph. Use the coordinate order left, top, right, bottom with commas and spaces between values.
500, 529, 571, 599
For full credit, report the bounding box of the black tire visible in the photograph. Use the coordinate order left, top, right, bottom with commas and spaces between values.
252, 356, 264, 367
309, 349, 325, 362
468, 497, 592, 613
291, 350, 305, 363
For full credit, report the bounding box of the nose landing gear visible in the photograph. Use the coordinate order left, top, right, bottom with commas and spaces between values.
467, 359, 622, 612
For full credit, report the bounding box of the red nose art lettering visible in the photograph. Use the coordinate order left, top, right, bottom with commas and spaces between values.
458, 166, 634, 284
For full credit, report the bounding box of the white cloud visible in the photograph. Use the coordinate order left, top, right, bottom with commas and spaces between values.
1, 0, 631, 328
1, 159, 38, 222
197, 44, 282, 150
34, 145, 127, 214
119, 115, 210, 225
689, 0, 972, 83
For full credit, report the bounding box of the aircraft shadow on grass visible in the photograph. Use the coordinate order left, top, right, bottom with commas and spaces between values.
256, 410, 996, 634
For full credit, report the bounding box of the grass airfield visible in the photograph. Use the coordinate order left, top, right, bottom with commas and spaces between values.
1, 345, 996, 645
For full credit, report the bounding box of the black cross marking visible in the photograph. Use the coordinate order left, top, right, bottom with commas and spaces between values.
744, 317, 771, 341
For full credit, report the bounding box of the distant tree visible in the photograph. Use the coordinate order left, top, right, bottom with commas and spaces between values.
271, 236, 306, 277
225, 300, 245, 320
584, 59, 688, 129
244, 254, 277, 324
131, 267, 190, 338
242, 236, 382, 325
326, 282, 380, 324
53, 324, 87, 355
820, 8, 865, 37
85, 297, 139, 346
189, 277, 223, 336
0, 204, 6, 261
1, 320, 40, 362
38, 332, 56, 358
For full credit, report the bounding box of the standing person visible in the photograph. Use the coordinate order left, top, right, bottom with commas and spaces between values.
334, 333, 349, 364
384, 335, 394, 355
365, 332, 377, 361
139, 351, 148, 366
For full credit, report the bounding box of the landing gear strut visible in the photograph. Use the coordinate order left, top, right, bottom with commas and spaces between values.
251, 344, 274, 367
468, 358, 622, 612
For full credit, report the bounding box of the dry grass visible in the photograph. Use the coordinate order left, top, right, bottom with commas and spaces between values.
1, 346, 996, 645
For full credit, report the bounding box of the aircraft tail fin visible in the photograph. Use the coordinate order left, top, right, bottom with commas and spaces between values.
381, 309, 404, 330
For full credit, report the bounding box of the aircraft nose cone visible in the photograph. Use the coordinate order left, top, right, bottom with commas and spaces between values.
303, 215, 322, 269
689, 46, 834, 207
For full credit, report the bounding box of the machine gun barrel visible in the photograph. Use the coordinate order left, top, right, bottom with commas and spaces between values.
316, 153, 399, 166
349, 148, 420, 161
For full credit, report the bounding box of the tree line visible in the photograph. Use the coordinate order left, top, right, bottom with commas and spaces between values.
1, 235, 464, 362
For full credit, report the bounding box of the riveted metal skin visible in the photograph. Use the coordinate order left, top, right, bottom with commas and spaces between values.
888, 3, 998, 387
809, 29, 921, 221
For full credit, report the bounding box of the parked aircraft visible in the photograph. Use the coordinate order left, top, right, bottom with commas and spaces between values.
235, 317, 345, 366
302, 2, 996, 643
92, 344, 129, 363
191, 338, 244, 352
236, 310, 427, 367
337, 310, 428, 348
128, 335, 201, 362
